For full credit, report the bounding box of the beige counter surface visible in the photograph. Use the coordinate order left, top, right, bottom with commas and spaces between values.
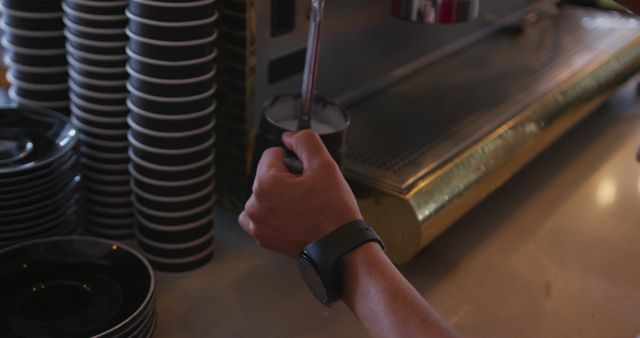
155, 78, 640, 338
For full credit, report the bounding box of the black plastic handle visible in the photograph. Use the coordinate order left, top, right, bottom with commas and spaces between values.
284, 148, 304, 175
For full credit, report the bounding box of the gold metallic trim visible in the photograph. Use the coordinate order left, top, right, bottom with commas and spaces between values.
358, 35, 640, 264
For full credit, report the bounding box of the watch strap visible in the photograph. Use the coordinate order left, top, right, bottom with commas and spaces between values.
301, 219, 384, 303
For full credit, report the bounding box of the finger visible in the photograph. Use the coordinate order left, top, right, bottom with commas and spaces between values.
282, 130, 333, 169
256, 147, 288, 180
238, 211, 254, 236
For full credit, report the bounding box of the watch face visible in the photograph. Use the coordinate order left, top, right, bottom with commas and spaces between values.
298, 256, 330, 305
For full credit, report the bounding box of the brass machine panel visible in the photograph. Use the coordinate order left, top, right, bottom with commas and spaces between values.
216, 2, 640, 262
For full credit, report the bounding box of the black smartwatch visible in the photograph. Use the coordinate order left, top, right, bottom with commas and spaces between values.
298, 219, 384, 306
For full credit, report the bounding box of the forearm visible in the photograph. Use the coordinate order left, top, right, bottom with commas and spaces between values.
342, 243, 460, 338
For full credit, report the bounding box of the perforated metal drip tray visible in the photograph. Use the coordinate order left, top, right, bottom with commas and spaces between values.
344, 5, 640, 194
342, 5, 640, 263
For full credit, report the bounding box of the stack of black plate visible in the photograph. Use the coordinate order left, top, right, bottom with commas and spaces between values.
1, 0, 69, 115
0, 237, 156, 337
0, 106, 82, 249
126, 0, 218, 272
63, 0, 133, 239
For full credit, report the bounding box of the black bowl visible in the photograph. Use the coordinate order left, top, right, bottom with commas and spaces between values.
127, 1, 216, 22
66, 38, 128, 58
85, 201, 132, 219
83, 177, 130, 196
69, 90, 127, 111
126, 48, 216, 80
64, 14, 128, 31
80, 150, 128, 170
133, 196, 214, 227
128, 108, 215, 133
0, 237, 154, 337
135, 212, 214, 243
133, 181, 213, 214
66, 44, 128, 69
137, 233, 214, 259
70, 87, 128, 107
77, 126, 128, 148
129, 133, 214, 168
79, 136, 129, 156
69, 76, 128, 95
129, 163, 214, 199
72, 108, 128, 130
1, 37, 65, 57
127, 12, 217, 41
67, 53, 128, 69
64, 26, 128, 44
130, 153, 214, 182
127, 33, 215, 62
71, 113, 128, 143
2, 0, 62, 12
63, 1, 128, 16
128, 73, 215, 98
81, 149, 130, 167
143, 250, 213, 272
68, 63, 128, 82
63, 13, 128, 30
84, 224, 133, 240
127, 91, 214, 117
11, 86, 68, 102
128, 123, 214, 150
0, 105, 77, 177
85, 226, 134, 240
4, 49, 66, 69
3, 58, 68, 81
70, 100, 128, 121
1, 15, 64, 32
3, 30, 65, 50
62, 2, 128, 29
9, 69, 68, 85
68, 66, 127, 88
83, 210, 133, 229
82, 170, 129, 189
7, 73, 68, 93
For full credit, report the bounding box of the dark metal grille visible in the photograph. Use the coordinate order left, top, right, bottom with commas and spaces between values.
345, 6, 640, 192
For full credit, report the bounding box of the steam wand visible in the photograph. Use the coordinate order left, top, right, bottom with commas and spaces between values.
283, 0, 326, 174
297, 0, 325, 130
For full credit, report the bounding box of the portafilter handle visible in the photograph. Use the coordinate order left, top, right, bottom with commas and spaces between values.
392, 0, 479, 24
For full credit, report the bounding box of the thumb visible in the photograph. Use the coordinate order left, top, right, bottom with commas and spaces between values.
256, 147, 288, 178
282, 130, 334, 170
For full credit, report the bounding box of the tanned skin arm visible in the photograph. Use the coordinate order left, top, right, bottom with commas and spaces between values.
239, 130, 460, 338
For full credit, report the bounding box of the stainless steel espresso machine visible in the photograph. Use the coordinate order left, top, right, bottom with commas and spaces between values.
215, 0, 640, 263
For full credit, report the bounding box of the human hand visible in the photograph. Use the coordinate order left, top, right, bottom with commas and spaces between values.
238, 130, 362, 258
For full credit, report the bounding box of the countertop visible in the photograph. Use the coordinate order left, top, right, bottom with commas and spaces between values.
154, 78, 640, 338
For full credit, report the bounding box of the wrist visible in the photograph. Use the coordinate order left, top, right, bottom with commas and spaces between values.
342, 241, 385, 267
298, 220, 383, 306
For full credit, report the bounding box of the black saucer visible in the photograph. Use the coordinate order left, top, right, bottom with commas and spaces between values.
0, 105, 77, 177
0, 237, 155, 338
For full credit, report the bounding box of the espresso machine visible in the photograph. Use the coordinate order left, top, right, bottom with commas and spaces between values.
215, 0, 640, 263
